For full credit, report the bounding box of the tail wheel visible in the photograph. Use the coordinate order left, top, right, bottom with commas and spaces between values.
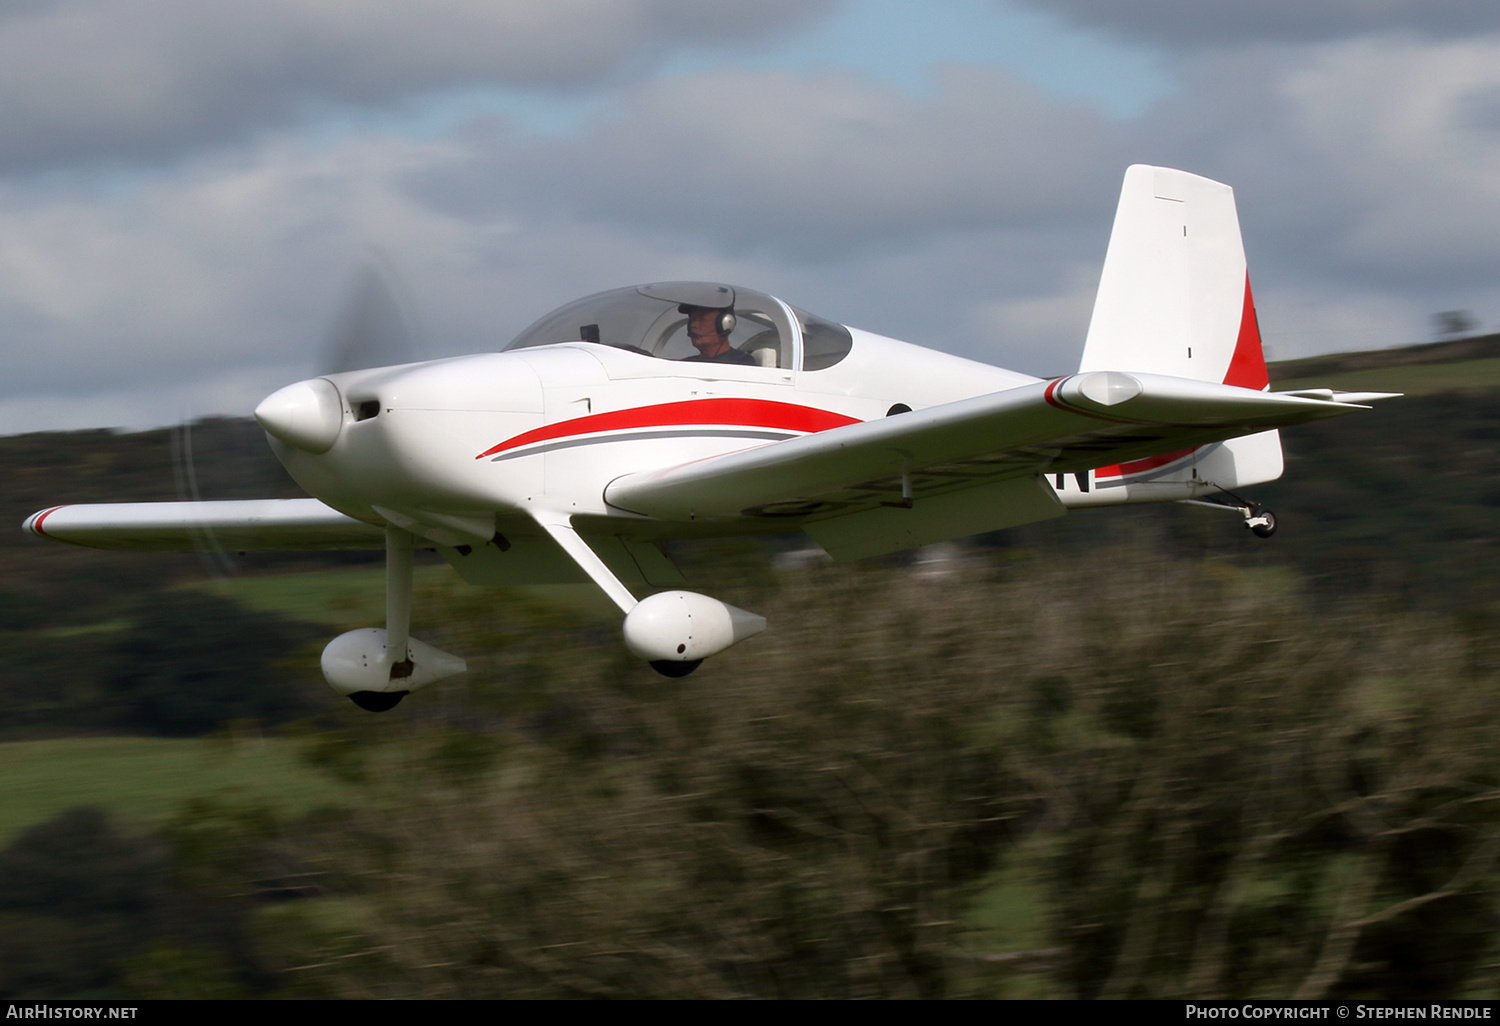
1250, 508, 1277, 539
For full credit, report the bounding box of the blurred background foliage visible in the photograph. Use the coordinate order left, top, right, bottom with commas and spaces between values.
1, 344, 1500, 997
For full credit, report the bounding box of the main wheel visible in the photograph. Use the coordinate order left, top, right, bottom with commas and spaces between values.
650, 659, 702, 678
349, 690, 408, 711
1251, 509, 1277, 539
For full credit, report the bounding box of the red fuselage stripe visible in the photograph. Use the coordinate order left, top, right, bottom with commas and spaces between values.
1095, 447, 1198, 481
476, 398, 861, 459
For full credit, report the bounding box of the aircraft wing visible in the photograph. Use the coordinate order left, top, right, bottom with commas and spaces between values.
604, 371, 1373, 559
23, 497, 385, 552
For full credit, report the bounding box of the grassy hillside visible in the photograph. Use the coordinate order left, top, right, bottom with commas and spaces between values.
1270, 331, 1500, 381
190, 565, 451, 627
1271, 333, 1500, 396
1275, 355, 1500, 396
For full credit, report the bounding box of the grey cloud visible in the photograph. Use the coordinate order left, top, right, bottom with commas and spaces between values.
1454, 85, 1500, 132
1056, 32, 1500, 362
1009, 0, 1500, 47
0, 0, 831, 172
451, 33, 1500, 361
21, 25, 1500, 435
417, 66, 1125, 263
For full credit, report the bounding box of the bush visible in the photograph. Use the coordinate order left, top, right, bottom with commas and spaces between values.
102, 591, 324, 736
263, 549, 1500, 999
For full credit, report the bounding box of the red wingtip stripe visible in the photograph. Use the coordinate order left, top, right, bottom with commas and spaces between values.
28, 505, 64, 537
1223, 274, 1269, 391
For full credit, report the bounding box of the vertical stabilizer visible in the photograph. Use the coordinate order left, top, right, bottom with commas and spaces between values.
1075, 166, 1280, 494
1080, 166, 1268, 390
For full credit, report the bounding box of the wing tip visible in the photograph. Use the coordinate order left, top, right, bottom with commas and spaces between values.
23, 505, 66, 538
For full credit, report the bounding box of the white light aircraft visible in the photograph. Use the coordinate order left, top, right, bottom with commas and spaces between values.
25, 166, 1396, 711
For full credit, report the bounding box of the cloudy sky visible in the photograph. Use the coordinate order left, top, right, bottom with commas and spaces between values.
3, 0, 1499, 434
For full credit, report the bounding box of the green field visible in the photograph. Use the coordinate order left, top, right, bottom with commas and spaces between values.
0, 736, 354, 843
1274, 355, 1500, 396
190, 565, 453, 626
190, 564, 620, 626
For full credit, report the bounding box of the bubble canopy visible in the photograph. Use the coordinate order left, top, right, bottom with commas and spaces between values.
504, 282, 853, 371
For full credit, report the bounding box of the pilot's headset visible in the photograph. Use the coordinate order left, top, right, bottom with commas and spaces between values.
681, 304, 736, 336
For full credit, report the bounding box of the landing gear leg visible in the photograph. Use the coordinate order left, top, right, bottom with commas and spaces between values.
346, 525, 415, 711
384, 524, 415, 680
323, 523, 466, 710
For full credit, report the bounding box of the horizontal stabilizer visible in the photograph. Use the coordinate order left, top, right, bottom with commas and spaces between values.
1275, 388, 1402, 404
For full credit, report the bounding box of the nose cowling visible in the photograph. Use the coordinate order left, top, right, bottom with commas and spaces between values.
255, 378, 344, 453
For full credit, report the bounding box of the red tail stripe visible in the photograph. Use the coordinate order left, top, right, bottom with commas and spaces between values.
1223, 274, 1269, 391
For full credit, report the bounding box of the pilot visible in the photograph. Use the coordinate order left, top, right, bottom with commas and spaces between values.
682, 305, 757, 365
